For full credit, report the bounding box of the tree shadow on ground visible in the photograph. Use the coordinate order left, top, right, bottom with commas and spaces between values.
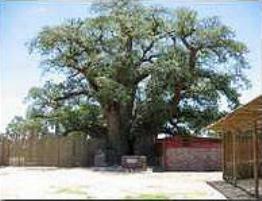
207, 180, 256, 200
152, 166, 165, 172
90, 166, 152, 174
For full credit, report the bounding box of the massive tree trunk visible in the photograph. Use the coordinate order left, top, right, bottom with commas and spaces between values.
120, 99, 135, 155
104, 102, 124, 164
103, 90, 136, 164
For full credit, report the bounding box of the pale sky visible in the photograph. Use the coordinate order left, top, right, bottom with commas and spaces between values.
0, 0, 262, 133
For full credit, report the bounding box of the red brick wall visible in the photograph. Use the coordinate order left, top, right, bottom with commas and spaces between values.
156, 136, 221, 171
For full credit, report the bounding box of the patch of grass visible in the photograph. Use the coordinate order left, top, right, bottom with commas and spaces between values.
125, 193, 169, 200
184, 191, 207, 199
125, 191, 207, 200
55, 186, 87, 195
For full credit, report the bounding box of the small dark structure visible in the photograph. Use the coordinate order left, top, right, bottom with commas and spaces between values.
121, 155, 147, 171
208, 95, 262, 198
155, 135, 221, 171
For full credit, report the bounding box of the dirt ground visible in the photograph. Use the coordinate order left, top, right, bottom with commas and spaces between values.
0, 167, 226, 199
208, 180, 256, 200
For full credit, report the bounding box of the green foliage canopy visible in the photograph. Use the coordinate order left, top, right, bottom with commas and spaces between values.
6, 1, 250, 157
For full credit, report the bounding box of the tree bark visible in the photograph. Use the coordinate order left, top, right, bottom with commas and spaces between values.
120, 94, 136, 155
103, 90, 137, 164
104, 99, 137, 164
169, 84, 182, 133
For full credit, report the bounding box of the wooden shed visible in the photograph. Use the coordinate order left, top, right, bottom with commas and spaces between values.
208, 95, 262, 198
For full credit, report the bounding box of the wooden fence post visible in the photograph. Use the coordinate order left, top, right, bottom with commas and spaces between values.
232, 131, 237, 186
253, 120, 259, 198
222, 132, 226, 180
57, 137, 61, 167
0, 140, 2, 165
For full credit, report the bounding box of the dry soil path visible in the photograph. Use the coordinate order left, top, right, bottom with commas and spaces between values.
0, 167, 226, 199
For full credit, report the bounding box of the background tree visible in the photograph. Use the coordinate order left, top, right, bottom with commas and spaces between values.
25, 81, 106, 138
6, 115, 49, 137
27, 0, 249, 164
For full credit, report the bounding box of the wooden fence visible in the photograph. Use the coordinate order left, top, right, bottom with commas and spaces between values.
223, 130, 262, 181
0, 135, 103, 167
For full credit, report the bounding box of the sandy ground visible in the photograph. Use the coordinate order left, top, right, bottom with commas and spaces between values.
0, 167, 226, 199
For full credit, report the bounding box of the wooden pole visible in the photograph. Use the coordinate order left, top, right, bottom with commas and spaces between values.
222, 132, 226, 180
57, 137, 61, 167
1, 139, 4, 165
253, 120, 259, 198
232, 131, 237, 186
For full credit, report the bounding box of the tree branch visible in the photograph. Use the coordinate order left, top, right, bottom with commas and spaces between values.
54, 90, 89, 101
134, 70, 150, 85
